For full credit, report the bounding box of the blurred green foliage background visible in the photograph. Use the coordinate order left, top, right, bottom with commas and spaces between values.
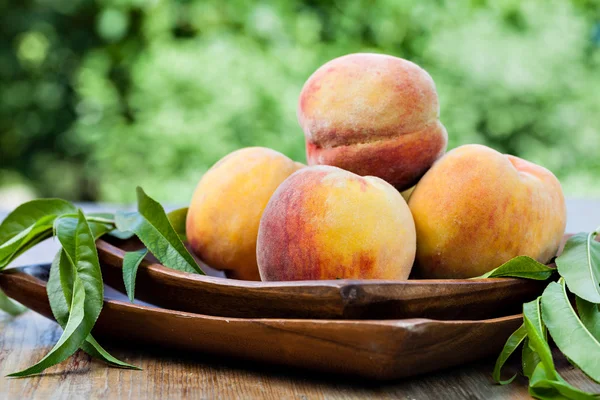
1, 0, 600, 205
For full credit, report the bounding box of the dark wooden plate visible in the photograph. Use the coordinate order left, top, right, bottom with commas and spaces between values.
0, 264, 522, 380
96, 237, 548, 320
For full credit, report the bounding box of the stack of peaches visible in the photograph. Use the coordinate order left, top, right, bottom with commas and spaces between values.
185, 53, 567, 282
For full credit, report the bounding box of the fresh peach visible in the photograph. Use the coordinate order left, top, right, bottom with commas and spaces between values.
257, 166, 416, 281
408, 144, 567, 279
298, 53, 447, 191
186, 147, 303, 281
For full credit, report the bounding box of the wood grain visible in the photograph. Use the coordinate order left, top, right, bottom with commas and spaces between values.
1, 265, 524, 380
97, 238, 547, 320
2, 311, 599, 399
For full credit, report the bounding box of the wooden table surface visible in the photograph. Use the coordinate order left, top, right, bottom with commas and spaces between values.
1, 201, 600, 399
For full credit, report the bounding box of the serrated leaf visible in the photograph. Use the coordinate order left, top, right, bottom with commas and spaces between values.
528, 362, 597, 400
523, 297, 556, 380
0, 199, 79, 271
542, 279, 600, 384
0, 288, 27, 316
556, 232, 600, 303
47, 251, 139, 370
0, 214, 56, 270
115, 187, 203, 275
47, 251, 72, 322
8, 273, 87, 377
493, 323, 527, 384
577, 297, 600, 342
167, 207, 188, 242
87, 221, 115, 241
522, 297, 596, 399
8, 210, 104, 377
0, 214, 53, 252
56, 219, 113, 307
55, 212, 105, 318
2, 232, 50, 267
522, 337, 541, 380
87, 213, 134, 240
0, 199, 76, 244
123, 248, 148, 302
476, 256, 555, 280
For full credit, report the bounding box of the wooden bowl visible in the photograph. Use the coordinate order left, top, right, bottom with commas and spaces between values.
96, 237, 547, 320
0, 264, 522, 380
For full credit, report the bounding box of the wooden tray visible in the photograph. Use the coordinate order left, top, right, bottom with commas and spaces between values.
96, 238, 547, 320
0, 264, 522, 380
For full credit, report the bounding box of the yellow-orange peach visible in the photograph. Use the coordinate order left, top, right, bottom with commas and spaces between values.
186, 147, 303, 281
257, 166, 416, 281
298, 53, 447, 191
408, 144, 567, 278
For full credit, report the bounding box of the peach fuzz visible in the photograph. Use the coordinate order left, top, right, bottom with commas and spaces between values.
298, 53, 447, 191
408, 144, 567, 279
186, 147, 303, 281
257, 166, 416, 281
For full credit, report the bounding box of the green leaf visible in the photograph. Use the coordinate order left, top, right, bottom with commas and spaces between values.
47, 251, 139, 369
115, 187, 203, 275
79, 334, 140, 369
123, 248, 148, 302
1, 231, 50, 267
528, 363, 597, 400
55, 212, 105, 319
523, 297, 557, 380
48, 251, 70, 318
493, 323, 527, 384
56, 218, 113, 308
0, 199, 79, 271
0, 288, 27, 316
522, 297, 597, 399
0, 214, 56, 269
577, 297, 600, 341
87, 220, 115, 241
167, 207, 188, 242
8, 210, 104, 377
522, 338, 541, 380
8, 274, 87, 377
541, 279, 600, 384
58, 248, 75, 310
87, 212, 115, 220
556, 232, 600, 303
475, 256, 556, 280
107, 229, 135, 240
0, 214, 53, 252
86, 212, 133, 239
0, 199, 76, 244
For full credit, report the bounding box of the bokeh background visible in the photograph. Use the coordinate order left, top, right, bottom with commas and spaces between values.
1, 0, 600, 207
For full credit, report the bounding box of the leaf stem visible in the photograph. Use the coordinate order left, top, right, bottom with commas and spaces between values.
84, 216, 116, 226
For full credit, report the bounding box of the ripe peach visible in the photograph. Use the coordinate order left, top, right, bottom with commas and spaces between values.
257, 166, 416, 281
298, 53, 447, 191
186, 147, 303, 281
408, 144, 567, 278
